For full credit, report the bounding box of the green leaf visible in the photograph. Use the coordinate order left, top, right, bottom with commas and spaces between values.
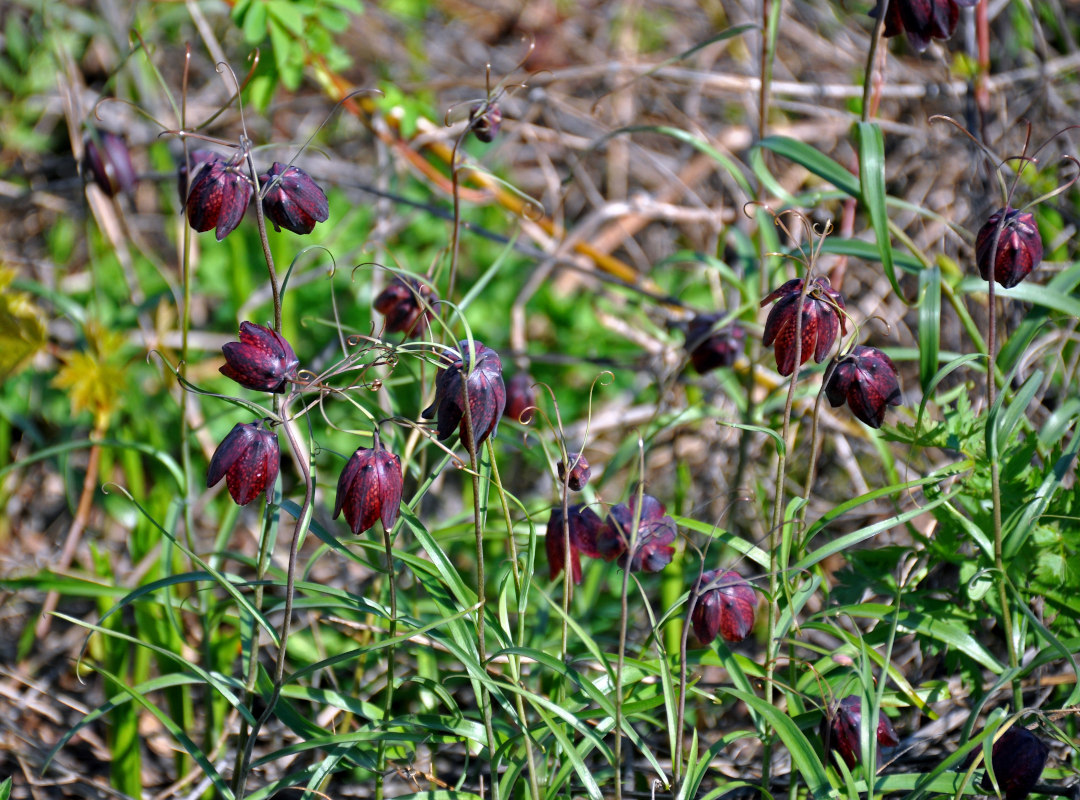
917, 265, 941, 392
856, 122, 904, 300
757, 136, 860, 196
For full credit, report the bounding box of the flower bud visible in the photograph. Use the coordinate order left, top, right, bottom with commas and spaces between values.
825, 345, 902, 428
822, 695, 900, 769
980, 727, 1048, 800
373, 277, 440, 338
220, 321, 300, 393
207, 422, 279, 506
691, 569, 756, 645
686, 315, 745, 373
259, 162, 330, 235
877, 0, 973, 53
557, 453, 591, 491
761, 277, 847, 376
186, 157, 254, 240
504, 372, 536, 424
422, 341, 506, 449
334, 442, 404, 534
976, 207, 1043, 289
83, 129, 137, 197
470, 102, 502, 143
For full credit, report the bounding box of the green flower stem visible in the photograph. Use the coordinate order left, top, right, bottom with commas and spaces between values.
461, 382, 500, 800
487, 440, 541, 800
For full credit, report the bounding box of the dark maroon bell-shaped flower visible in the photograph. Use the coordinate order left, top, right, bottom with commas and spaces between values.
505, 372, 536, 424
334, 441, 404, 534
207, 421, 280, 506
186, 157, 254, 240
686, 315, 745, 374
83, 129, 137, 197
545, 504, 606, 584
825, 345, 902, 428
220, 321, 300, 393
691, 569, 757, 645
422, 341, 506, 449
822, 695, 900, 769
877, 0, 975, 53
605, 493, 677, 573
762, 277, 847, 376
470, 102, 502, 143
373, 277, 440, 338
259, 162, 330, 235
980, 727, 1048, 800
177, 150, 220, 206
558, 453, 591, 491
976, 207, 1043, 289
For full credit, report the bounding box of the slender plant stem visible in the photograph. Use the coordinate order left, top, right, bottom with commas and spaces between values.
861, 0, 889, 123
246, 148, 282, 333
984, 224, 1021, 711
487, 441, 541, 800
375, 517, 399, 800
460, 379, 499, 800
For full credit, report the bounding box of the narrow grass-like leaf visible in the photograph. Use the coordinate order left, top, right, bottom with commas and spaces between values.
856, 122, 904, 300
917, 266, 941, 392
674, 515, 770, 569
1003, 427, 1080, 559
959, 276, 1080, 317
987, 370, 1041, 461
757, 136, 860, 196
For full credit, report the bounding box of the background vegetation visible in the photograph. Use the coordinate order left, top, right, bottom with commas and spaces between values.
1, 1, 1078, 799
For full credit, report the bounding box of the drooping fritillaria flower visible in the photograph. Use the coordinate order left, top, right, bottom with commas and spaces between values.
761, 277, 847, 376
177, 150, 219, 206
186, 156, 254, 240
422, 341, 506, 449
824, 345, 902, 428
822, 695, 900, 769
83, 129, 137, 197
333, 441, 404, 534
980, 727, 1049, 800
504, 372, 536, 424
690, 569, 757, 645
976, 207, 1043, 289
686, 315, 745, 374
207, 421, 280, 506
259, 162, 330, 235
877, 0, 976, 53
220, 321, 300, 393
558, 453, 591, 492
604, 492, 677, 573
373, 277, 440, 338
545, 503, 606, 584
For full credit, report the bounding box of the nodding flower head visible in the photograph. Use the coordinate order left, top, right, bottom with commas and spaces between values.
976, 207, 1043, 289
83, 129, 137, 197
373, 277, 440, 338
822, 695, 900, 769
333, 441, 404, 535
422, 341, 506, 449
470, 102, 502, 143
761, 277, 847, 376
558, 453, 591, 491
545, 503, 605, 584
825, 345, 902, 428
980, 727, 1048, 800
185, 156, 254, 240
690, 569, 757, 645
686, 315, 745, 374
604, 492, 677, 573
177, 149, 219, 207
220, 321, 300, 393
207, 421, 279, 506
259, 162, 330, 235
877, 0, 975, 53
504, 372, 536, 424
